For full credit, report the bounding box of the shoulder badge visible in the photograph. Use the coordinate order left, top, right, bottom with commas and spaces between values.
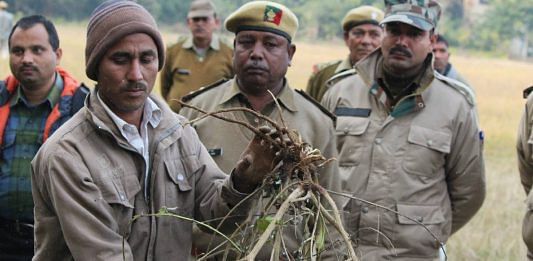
523, 86, 533, 99
325, 68, 357, 88
181, 78, 229, 103
295, 89, 336, 125
434, 72, 476, 106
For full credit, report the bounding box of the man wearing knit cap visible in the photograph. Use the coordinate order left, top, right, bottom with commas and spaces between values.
306, 5, 384, 102
322, 0, 485, 259
31, 1, 282, 260
160, 0, 233, 112
180, 1, 341, 259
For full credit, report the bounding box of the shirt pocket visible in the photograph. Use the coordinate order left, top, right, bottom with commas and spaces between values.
335, 116, 370, 166
94, 168, 141, 236
96, 168, 141, 209
402, 125, 451, 177
164, 157, 197, 216
396, 203, 445, 256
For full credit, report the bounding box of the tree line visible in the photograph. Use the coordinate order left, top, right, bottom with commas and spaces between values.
4, 0, 531, 55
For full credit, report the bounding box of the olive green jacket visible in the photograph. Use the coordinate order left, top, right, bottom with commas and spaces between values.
306, 57, 352, 102
180, 78, 342, 259
160, 35, 233, 112
322, 49, 485, 260
31, 90, 250, 261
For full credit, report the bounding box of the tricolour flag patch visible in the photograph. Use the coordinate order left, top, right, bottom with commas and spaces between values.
264, 5, 283, 25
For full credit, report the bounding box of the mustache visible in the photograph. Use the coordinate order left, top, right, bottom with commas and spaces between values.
121, 81, 148, 92
19, 65, 38, 72
244, 62, 268, 72
389, 46, 412, 58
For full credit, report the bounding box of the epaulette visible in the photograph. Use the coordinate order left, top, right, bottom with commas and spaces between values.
312, 60, 342, 74
524, 86, 533, 99
295, 89, 336, 125
325, 68, 357, 88
181, 78, 228, 103
434, 72, 476, 106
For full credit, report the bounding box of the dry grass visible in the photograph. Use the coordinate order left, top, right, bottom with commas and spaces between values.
1, 23, 531, 260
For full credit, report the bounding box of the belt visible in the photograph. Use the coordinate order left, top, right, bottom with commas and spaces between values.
0, 217, 34, 237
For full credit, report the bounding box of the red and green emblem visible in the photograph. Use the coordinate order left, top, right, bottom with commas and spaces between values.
264, 5, 283, 25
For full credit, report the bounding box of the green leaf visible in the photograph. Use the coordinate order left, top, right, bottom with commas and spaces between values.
256, 216, 274, 233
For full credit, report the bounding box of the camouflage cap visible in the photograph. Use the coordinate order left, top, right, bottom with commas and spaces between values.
188, 0, 216, 18
342, 6, 384, 31
225, 1, 299, 42
381, 0, 442, 31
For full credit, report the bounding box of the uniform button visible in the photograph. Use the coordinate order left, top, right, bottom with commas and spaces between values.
177, 174, 184, 181
362, 206, 369, 213
417, 102, 424, 108
254, 118, 259, 123
427, 140, 433, 146
375, 138, 382, 144
416, 216, 424, 223
120, 194, 125, 201
344, 128, 350, 134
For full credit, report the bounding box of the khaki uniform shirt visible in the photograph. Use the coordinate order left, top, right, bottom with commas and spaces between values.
321, 49, 485, 260
31, 91, 250, 261
517, 92, 533, 259
306, 57, 352, 102
160, 35, 233, 112
180, 78, 341, 259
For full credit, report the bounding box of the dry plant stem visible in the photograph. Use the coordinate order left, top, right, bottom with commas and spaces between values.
266, 90, 294, 144
327, 190, 446, 259
178, 101, 285, 149
199, 184, 268, 261
310, 193, 359, 261
181, 104, 284, 134
242, 186, 305, 261
125, 210, 242, 260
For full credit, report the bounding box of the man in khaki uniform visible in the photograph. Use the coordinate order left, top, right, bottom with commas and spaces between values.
160, 0, 233, 111
517, 86, 533, 260
30, 1, 281, 260
321, 0, 485, 259
306, 6, 384, 102
180, 1, 341, 259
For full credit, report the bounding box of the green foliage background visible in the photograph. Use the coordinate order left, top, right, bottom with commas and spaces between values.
3, 0, 531, 54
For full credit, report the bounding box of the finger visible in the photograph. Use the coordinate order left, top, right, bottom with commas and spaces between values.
235, 154, 252, 177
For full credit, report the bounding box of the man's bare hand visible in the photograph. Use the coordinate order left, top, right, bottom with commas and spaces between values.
233, 126, 286, 193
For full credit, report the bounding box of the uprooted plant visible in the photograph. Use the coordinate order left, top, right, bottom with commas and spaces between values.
177, 97, 359, 261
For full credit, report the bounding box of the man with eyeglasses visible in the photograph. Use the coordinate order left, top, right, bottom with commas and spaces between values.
160, 0, 233, 112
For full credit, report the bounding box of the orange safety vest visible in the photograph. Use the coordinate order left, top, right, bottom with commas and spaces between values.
0, 67, 80, 146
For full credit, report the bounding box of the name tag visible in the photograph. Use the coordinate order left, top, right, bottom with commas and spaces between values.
175, 68, 190, 75
208, 148, 223, 157
334, 107, 371, 117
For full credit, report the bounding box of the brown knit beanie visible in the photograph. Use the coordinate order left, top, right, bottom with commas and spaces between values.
85, 0, 165, 81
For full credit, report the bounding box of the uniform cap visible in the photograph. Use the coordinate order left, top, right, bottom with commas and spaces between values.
381, 0, 442, 31
188, 0, 216, 18
224, 1, 298, 42
0, 1, 8, 9
342, 6, 384, 31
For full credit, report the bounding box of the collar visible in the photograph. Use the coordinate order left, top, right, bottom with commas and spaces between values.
220, 77, 298, 112
183, 34, 220, 51
357, 48, 436, 118
10, 72, 62, 109
96, 92, 162, 134
335, 56, 353, 74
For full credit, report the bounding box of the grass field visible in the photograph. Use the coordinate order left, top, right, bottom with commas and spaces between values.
2, 23, 532, 260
